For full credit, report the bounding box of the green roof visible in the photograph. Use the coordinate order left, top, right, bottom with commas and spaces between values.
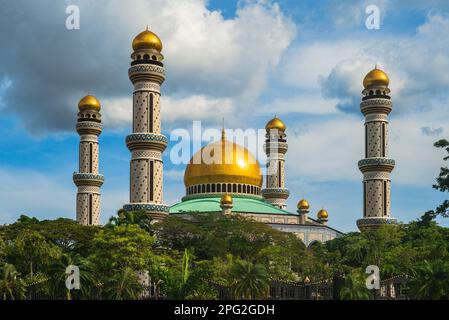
169, 196, 295, 215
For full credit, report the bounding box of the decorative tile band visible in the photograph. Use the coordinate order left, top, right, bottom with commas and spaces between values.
129, 65, 165, 76
123, 203, 169, 213
262, 188, 290, 195
126, 133, 168, 144
73, 173, 104, 181
358, 158, 395, 167
356, 217, 397, 227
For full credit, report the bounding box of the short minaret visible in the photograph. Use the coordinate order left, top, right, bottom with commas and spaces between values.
123, 28, 169, 220
357, 67, 397, 231
297, 199, 309, 224
73, 95, 104, 225
317, 209, 328, 225
220, 194, 233, 215
262, 117, 289, 209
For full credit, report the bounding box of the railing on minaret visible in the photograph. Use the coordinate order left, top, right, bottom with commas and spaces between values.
262, 117, 290, 209
73, 95, 104, 225
357, 67, 397, 231
122, 28, 169, 220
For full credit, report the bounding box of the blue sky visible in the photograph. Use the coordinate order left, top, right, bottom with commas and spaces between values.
1, 0, 449, 232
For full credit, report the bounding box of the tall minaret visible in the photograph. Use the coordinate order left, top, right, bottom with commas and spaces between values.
73, 95, 104, 225
262, 117, 289, 209
357, 67, 397, 231
122, 28, 169, 220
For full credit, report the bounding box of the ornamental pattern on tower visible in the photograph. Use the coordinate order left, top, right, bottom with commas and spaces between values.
262, 117, 289, 209
73, 95, 104, 226
357, 67, 397, 231
123, 28, 169, 220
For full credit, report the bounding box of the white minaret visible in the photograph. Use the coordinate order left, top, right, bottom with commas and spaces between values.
122, 27, 169, 220
357, 67, 397, 231
262, 117, 289, 209
73, 95, 104, 225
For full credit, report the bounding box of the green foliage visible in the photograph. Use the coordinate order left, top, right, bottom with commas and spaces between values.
89, 224, 154, 279
229, 260, 270, 299
408, 260, 449, 299
103, 267, 142, 300
339, 271, 373, 300
0, 263, 26, 300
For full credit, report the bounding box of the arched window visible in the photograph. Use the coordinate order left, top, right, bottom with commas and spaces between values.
137, 55, 141, 60
238, 184, 242, 193
212, 184, 216, 192
217, 184, 221, 193
369, 90, 374, 95
143, 54, 149, 60
233, 184, 237, 192
152, 55, 157, 60
201, 185, 205, 193
227, 184, 231, 192
206, 184, 211, 192
376, 90, 381, 95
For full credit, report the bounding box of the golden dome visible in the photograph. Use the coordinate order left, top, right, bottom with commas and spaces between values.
363, 67, 389, 88
317, 209, 328, 220
220, 194, 233, 205
78, 95, 101, 111
132, 28, 163, 52
297, 199, 310, 210
265, 117, 286, 132
184, 136, 263, 188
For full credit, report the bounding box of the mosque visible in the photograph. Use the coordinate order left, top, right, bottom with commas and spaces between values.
73, 28, 397, 246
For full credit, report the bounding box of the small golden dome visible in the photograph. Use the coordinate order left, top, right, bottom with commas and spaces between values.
317, 209, 328, 220
363, 67, 389, 88
265, 117, 286, 132
184, 137, 263, 188
220, 194, 233, 205
132, 28, 163, 52
78, 95, 101, 111
297, 199, 309, 210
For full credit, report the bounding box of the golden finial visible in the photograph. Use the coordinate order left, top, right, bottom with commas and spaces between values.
221, 118, 226, 140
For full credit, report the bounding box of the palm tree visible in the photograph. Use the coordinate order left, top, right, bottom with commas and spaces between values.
229, 260, 270, 299
107, 209, 152, 232
104, 268, 142, 300
339, 272, 373, 300
0, 263, 26, 300
47, 254, 96, 300
408, 260, 449, 299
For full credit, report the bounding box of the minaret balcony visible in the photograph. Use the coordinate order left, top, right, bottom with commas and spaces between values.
358, 157, 395, 173
126, 133, 168, 152
128, 64, 165, 84
360, 98, 392, 115
73, 172, 104, 187
76, 121, 102, 135
262, 188, 290, 200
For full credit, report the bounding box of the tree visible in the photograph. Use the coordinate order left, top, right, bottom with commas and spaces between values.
107, 209, 152, 232
89, 224, 155, 280
408, 260, 449, 300
10, 229, 61, 277
104, 267, 142, 300
0, 263, 26, 300
418, 139, 449, 225
339, 271, 373, 300
229, 260, 270, 299
47, 253, 96, 300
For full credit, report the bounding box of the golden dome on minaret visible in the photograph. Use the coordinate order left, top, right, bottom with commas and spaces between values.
317, 209, 329, 220
220, 194, 233, 205
132, 27, 163, 52
265, 116, 286, 132
363, 66, 389, 88
297, 199, 310, 210
184, 133, 263, 188
78, 95, 101, 111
